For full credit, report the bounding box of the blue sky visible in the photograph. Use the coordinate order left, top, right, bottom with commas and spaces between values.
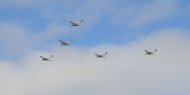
0, 0, 189, 56
0, 0, 190, 95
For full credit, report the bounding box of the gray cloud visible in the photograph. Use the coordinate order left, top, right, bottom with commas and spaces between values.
0, 23, 33, 57
0, 29, 190, 95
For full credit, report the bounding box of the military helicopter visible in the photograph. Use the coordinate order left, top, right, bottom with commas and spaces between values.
40, 55, 53, 61
144, 49, 158, 55
95, 52, 108, 58
59, 39, 73, 46
69, 19, 84, 27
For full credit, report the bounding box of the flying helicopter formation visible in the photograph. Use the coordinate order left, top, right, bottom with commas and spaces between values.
40, 19, 158, 62
40, 20, 85, 61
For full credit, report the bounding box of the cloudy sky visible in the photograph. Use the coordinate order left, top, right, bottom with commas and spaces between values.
0, 0, 190, 95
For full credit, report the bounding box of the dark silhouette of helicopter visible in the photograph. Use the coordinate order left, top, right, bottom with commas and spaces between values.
144, 49, 158, 55
40, 55, 53, 61
95, 52, 108, 58
69, 19, 84, 27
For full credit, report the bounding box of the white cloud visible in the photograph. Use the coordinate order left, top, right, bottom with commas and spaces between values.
0, 28, 190, 95
0, 22, 69, 57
